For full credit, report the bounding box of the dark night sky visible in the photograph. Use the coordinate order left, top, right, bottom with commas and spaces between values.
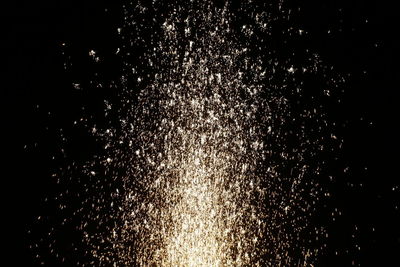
4, 0, 399, 266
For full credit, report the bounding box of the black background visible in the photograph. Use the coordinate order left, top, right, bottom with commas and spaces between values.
5, 0, 399, 266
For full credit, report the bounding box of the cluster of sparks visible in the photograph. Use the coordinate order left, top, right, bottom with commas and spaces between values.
33, 1, 344, 266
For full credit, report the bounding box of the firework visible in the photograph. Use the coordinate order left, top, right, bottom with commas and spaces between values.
32, 1, 344, 266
